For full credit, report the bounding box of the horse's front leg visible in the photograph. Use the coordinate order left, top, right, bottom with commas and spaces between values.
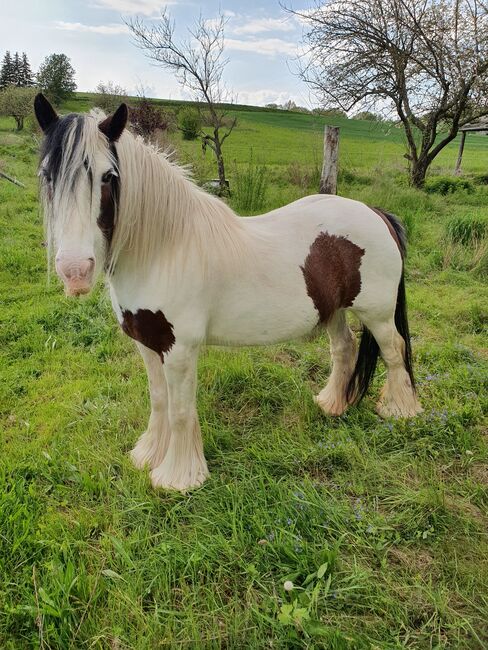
150, 343, 209, 492
131, 342, 171, 470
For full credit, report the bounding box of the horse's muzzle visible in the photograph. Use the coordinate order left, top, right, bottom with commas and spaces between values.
56, 255, 95, 297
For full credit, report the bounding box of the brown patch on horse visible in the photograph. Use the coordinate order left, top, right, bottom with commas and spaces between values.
301, 232, 364, 323
370, 207, 401, 252
97, 182, 116, 243
121, 309, 175, 361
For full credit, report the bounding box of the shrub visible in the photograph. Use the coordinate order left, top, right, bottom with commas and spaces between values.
179, 107, 201, 140
425, 176, 473, 195
338, 168, 370, 186
446, 215, 487, 245
94, 81, 129, 114
129, 100, 175, 140
472, 173, 488, 185
231, 154, 269, 213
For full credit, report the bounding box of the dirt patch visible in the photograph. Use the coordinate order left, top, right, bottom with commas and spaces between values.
387, 547, 435, 573
444, 494, 486, 525
471, 462, 488, 485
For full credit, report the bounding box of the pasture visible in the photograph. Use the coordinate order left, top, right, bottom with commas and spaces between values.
0, 98, 487, 648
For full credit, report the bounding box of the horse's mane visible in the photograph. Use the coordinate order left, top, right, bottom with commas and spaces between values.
41, 109, 248, 274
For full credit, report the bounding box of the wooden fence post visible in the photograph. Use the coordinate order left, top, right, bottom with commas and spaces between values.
320, 126, 339, 194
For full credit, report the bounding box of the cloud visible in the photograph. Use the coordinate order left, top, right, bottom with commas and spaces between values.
54, 21, 129, 35
231, 17, 295, 35
91, 0, 176, 16
225, 37, 298, 57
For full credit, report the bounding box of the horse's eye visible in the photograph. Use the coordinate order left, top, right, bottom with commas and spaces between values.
102, 171, 114, 184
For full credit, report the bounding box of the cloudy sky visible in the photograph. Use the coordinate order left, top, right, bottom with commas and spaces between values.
1, 0, 314, 107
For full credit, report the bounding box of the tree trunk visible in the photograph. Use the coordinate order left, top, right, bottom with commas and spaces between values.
15, 116, 23, 131
214, 135, 228, 196
454, 131, 466, 176
410, 157, 429, 188
319, 126, 339, 194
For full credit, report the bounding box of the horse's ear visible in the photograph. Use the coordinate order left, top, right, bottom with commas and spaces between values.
34, 93, 58, 132
99, 103, 128, 142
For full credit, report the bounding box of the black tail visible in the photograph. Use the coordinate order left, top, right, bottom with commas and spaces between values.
346, 208, 415, 404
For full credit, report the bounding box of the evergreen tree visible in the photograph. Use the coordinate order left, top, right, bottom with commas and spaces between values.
20, 52, 34, 86
13, 52, 21, 86
0, 51, 15, 88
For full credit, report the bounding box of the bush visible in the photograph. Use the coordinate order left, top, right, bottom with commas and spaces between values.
231, 154, 269, 213
446, 215, 487, 245
129, 100, 175, 140
472, 173, 488, 185
94, 81, 129, 114
425, 176, 473, 195
178, 107, 202, 140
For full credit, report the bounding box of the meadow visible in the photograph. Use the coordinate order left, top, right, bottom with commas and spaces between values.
0, 96, 487, 648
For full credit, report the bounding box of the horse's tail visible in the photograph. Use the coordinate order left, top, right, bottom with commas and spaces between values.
346, 208, 414, 404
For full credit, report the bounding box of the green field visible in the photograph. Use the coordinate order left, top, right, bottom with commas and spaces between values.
0, 97, 487, 648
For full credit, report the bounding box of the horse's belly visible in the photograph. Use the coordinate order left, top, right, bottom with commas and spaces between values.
206, 283, 319, 346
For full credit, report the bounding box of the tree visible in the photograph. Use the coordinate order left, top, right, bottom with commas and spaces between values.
12, 52, 21, 86
291, 0, 488, 187
0, 51, 15, 88
20, 53, 34, 87
95, 80, 129, 113
127, 11, 237, 195
37, 53, 76, 105
0, 86, 37, 130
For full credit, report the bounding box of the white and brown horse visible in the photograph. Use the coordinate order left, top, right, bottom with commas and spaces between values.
34, 94, 422, 491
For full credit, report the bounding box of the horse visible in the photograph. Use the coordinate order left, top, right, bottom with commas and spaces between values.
34, 93, 422, 492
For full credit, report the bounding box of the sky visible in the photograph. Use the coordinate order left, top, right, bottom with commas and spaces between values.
1, 0, 316, 107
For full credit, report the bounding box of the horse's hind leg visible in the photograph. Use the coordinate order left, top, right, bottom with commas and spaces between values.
362, 316, 422, 418
315, 310, 356, 416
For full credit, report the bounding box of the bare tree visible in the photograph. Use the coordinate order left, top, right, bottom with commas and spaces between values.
290, 0, 488, 187
95, 81, 129, 113
127, 11, 236, 195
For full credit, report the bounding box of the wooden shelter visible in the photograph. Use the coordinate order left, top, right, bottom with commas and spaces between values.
454, 117, 488, 175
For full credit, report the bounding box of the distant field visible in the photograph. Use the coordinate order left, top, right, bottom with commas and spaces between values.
0, 95, 487, 648
60, 93, 488, 176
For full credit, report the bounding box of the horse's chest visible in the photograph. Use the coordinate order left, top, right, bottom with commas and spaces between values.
120, 308, 175, 361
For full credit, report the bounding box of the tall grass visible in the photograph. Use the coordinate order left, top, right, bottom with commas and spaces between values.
231, 152, 269, 213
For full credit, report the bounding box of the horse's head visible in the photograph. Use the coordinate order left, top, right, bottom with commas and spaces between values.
34, 94, 128, 296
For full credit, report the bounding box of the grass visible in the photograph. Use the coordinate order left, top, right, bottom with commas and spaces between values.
0, 98, 487, 648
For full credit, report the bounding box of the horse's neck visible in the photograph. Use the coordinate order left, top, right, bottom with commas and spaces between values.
112, 140, 247, 280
